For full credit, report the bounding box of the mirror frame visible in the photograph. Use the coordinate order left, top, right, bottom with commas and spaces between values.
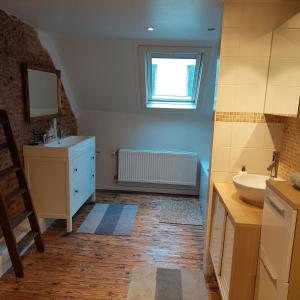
22, 64, 62, 122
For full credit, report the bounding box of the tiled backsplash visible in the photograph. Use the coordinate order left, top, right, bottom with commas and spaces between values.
213, 110, 300, 181
215, 112, 285, 123
279, 112, 300, 179
211, 119, 285, 183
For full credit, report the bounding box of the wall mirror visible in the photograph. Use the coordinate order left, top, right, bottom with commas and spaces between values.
264, 12, 300, 117
23, 64, 61, 122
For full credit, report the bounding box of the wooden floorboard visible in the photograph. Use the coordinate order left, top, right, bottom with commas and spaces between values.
0, 191, 221, 299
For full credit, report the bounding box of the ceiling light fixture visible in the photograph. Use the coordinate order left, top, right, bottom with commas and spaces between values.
147, 26, 155, 31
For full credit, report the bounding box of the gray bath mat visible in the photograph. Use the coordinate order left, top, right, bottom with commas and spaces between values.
160, 200, 203, 226
78, 203, 138, 236
127, 266, 208, 300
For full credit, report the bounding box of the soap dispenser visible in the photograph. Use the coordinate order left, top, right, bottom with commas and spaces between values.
239, 165, 247, 175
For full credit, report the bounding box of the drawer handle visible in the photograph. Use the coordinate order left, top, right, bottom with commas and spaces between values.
74, 168, 78, 172
75, 190, 79, 193
92, 174, 95, 177
261, 257, 278, 283
266, 196, 285, 216
91, 156, 95, 160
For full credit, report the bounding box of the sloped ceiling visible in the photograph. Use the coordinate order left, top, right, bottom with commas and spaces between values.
0, 0, 222, 112
0, 0, 222, 40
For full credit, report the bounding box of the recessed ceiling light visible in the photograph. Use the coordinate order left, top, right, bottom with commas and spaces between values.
147, 26, 154, 31
208, 27, 215, 31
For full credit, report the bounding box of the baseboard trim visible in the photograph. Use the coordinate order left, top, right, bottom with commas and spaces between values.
96, 184, 198, 196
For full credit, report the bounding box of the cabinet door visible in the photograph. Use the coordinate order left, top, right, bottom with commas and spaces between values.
256, 259, 289, 300
260, 188, 297, 282
210, 193, 226, 275
264, 27, 300, 117
220, 216, 235, 299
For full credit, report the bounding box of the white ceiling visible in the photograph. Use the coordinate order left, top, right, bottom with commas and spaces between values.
0, 0, 222, 40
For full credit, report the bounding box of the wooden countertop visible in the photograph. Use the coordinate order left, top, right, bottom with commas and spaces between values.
267, 180, 300, 210
214, 182, 262, 227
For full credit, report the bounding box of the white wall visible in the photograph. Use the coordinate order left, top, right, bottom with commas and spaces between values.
38, 31, 80, 117
79, 110, 213, 194
51, 37, 218, 194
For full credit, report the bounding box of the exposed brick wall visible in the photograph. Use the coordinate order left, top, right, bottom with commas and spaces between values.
0, 9, 77, 235
279, 109, 300, 180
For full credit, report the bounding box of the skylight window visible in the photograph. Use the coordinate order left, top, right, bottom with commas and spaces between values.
145, 52, 203, 109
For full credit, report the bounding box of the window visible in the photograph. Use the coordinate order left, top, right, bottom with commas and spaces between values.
144, 51, 203, 109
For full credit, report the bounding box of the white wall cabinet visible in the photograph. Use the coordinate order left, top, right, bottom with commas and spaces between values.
23, 136, 96, 232
264, 13, 300, 117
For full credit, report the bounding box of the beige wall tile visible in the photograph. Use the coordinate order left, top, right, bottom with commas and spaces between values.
213, 121, 233, 147
231, 122, 265, 148
264, 123, 285, 150
220, 28, 239, 57
234, 85, 266, 112
218, 57, 238, 85
235, 57, 269, 85
216, 85, 236, 112
211, 171, 237, 184
212, 146, 231, 172
221, 28, 272, 58
223, 3, 245, 28
218, 57, 269, 86
261, 149, 275, 174
238, 29, 272, 57
229, 148, 270, 173
272, 28, 300, 59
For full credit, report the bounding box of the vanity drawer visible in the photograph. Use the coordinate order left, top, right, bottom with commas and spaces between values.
70, 149, 95, 180
70, 182, 86, 216
260, 188, 297, 282
256, 259, 289, 300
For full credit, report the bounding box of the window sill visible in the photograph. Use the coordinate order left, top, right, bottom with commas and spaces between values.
146, 102, 197, 110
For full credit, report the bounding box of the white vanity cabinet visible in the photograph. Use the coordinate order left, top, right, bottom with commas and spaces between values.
255, 181, 300, 300
209, 183, 262, 300
23, 136, 96, 232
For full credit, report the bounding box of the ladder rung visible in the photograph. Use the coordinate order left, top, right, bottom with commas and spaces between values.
18, 230, 38, 253
4, 188, 27, 206
0, 143, 8, 151
11, 210, 33, 229
0, 166, 20, 178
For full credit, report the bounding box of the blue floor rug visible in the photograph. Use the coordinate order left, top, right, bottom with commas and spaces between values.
78, 203, 138, 236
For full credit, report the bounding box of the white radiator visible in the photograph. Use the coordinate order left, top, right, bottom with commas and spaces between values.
118, 149, 198, 186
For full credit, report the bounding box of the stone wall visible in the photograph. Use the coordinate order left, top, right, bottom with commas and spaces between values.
279, 110, 300, 179
0, 9, 77, 235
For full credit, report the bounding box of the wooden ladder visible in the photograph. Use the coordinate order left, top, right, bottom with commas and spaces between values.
0, 109, 44, 277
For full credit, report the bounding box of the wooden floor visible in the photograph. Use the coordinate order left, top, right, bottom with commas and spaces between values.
0, 191, 221, 300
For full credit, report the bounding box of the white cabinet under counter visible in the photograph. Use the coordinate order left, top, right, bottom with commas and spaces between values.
209, 183, 262, 300
255, 180, 300, 300
23, 136, 96, 232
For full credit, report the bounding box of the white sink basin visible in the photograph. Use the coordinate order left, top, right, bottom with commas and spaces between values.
23, 136, 95, 159
44, 136, 88, 148
233, 174, 269, 207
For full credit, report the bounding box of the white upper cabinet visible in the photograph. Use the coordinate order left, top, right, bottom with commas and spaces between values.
264, 12, 300, 117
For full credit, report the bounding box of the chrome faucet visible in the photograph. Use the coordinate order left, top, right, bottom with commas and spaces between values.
267, 151, 280, 178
